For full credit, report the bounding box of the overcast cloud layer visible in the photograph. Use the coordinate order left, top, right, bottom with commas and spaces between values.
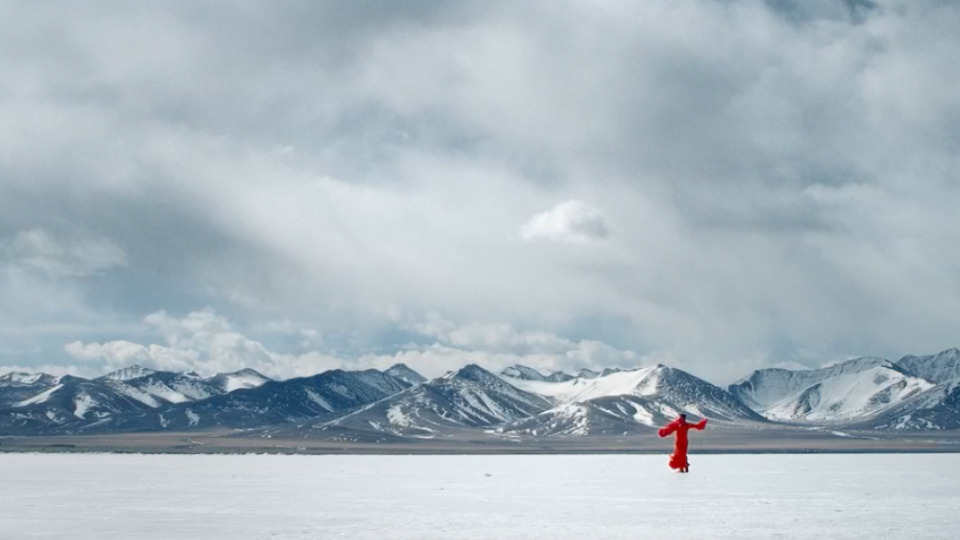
2, 0, 959, 383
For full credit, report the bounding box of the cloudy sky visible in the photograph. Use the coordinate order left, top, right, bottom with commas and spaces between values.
2, 0, 959, 384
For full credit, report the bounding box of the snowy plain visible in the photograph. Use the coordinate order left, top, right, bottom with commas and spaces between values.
1, 453, 958, 539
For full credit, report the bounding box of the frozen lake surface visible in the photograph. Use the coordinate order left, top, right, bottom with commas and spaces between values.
1, 453, 958, 539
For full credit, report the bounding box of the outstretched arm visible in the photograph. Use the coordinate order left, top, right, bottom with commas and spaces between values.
658, 420, 679, 437
693, 419, 708, 430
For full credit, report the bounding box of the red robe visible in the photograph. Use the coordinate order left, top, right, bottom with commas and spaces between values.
657, 417, 707, 470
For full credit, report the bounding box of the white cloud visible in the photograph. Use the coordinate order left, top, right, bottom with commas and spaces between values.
59, 309, 646, 381
65, 339, 199, 374
407, 313, 642, 375
415, 313, 577, 355
66, 309, 277, 377
521, 200, 611, 244
61, 309, 381, 379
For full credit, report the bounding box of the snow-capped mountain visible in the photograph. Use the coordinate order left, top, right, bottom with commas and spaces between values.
500, 365, 574, 383
100, 365, 158, 381
855, 380, 960, 431
2, 375, 158, 433
500, 365, 762, 436
5, 349, 960, 438
0, 372, 61, 408
133, 368, 414, 431
383, 363, 426, 386
840, 348, 960, 431
95, 365, 271, 406
1, 365, 413, 434
306, 364, 551, 438
207, 368, 272, 393
896, 348, 960, 384
0, 372, 60, 386
504, 364, 759, 419
501, 396, 666, 437
102, 371, 216, 407
575, 368, 600, 379
0, 366, 267, 434
729, 357, 933, 423
569, 367, 623, 379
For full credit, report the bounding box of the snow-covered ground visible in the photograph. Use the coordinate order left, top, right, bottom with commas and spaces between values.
0, 453, 957, 539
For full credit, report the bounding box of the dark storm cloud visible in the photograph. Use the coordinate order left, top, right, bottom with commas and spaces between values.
1, 0, 959, 381
764, 0, 878, 24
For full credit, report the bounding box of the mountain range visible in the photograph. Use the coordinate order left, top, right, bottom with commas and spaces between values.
3, 348, 960, 441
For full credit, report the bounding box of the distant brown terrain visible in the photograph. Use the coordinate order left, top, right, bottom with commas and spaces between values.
3, 424, 959, 455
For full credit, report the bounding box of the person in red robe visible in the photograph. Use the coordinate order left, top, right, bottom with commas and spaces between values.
657, 413, 707, 473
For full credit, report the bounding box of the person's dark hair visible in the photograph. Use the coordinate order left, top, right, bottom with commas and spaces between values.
679, 413, 686, 420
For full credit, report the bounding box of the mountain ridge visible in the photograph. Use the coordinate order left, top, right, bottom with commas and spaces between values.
4, 348, 960, 438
